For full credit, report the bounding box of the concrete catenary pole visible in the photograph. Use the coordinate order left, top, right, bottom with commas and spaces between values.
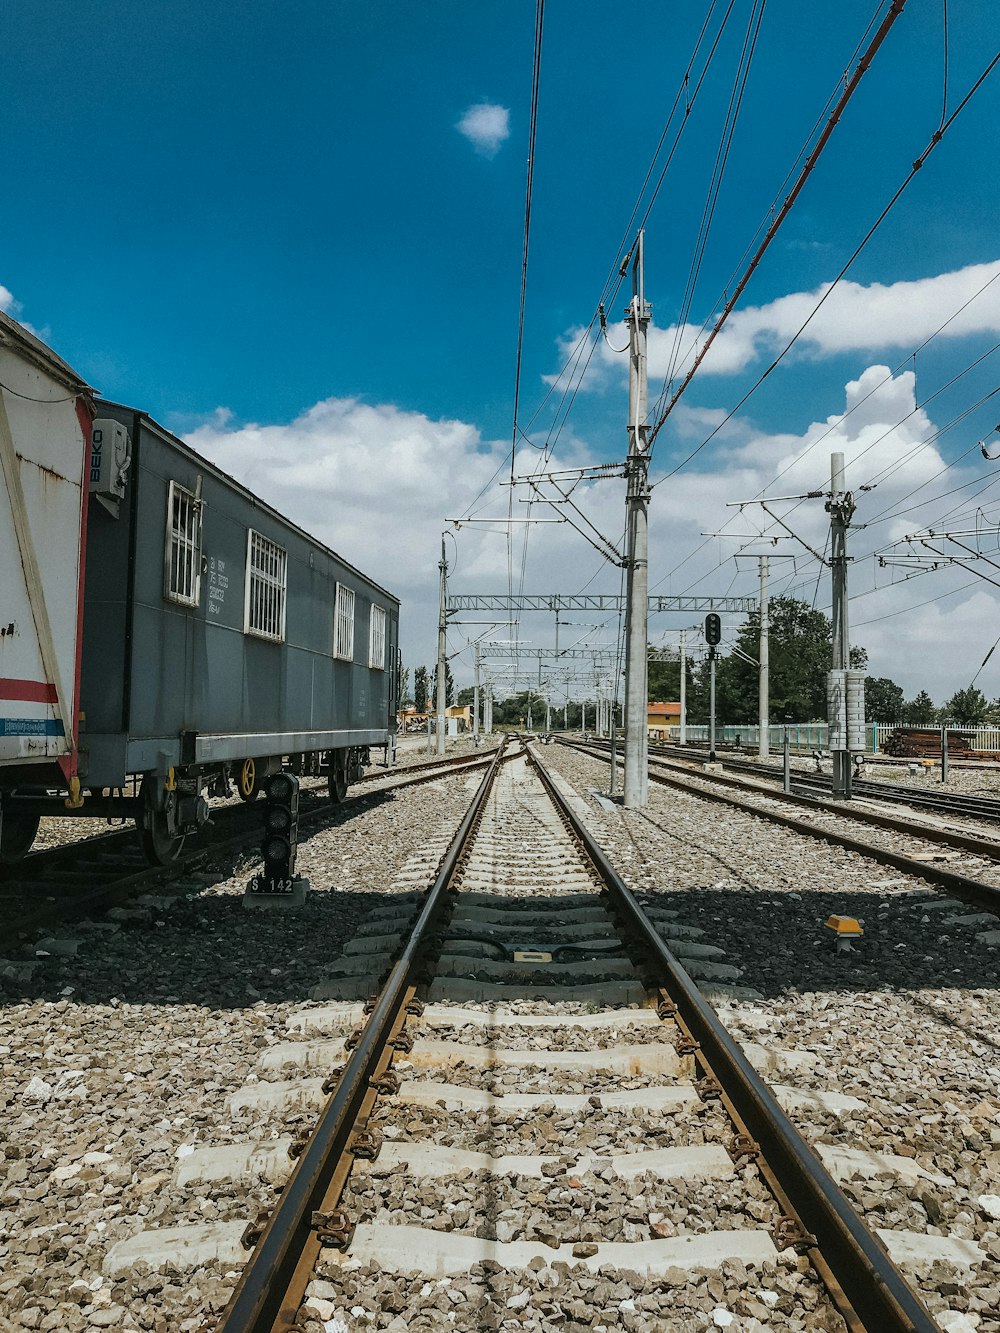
679, 629, 687, 746
829, 452, 855, 799
436, 535, 447, 756
473, 641, 480, 739
623, 231, 652, 808
758, 555, 770, 760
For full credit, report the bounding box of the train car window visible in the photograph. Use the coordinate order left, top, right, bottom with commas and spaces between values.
368, 604, 386, 669
244, 530, 287, 641
165, 480, 203, 607
334, 583, 355, 660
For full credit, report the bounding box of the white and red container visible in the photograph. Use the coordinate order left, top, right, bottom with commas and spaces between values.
0, 312, 93, 786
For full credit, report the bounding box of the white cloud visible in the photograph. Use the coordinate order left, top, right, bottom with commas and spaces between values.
182, 366, 999, 705
559, 259, 1000, 390
456, 102, 510, 158
0, 284, 22, 315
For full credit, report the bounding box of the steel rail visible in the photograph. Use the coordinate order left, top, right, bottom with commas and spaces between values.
655, 743, 1000, 820
216, 739, 511, 1333
4, 755, 498, 940
646, 750, 1000, 861
563, 738, 1000, 915
524, 743, 940, 1333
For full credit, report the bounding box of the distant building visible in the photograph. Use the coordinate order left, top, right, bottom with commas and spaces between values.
398, 705, 472, 734
647, 700, 680, 739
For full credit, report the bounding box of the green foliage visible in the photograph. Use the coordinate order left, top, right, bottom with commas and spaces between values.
902, 689, 936, 724
942, 685, 989, 725
648, 648, 693, 704
399, 663, 412, 707
413, 665, 429, 712
431, 661, 456, 707
864, 676, 905, 722
456, 686, 475, 707
701, 597, 867, 724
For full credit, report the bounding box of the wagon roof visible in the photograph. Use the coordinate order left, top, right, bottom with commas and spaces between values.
0, 311, 93, 395
98, 399, 400, 607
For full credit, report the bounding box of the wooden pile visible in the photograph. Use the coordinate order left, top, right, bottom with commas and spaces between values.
883, 727, 972, 758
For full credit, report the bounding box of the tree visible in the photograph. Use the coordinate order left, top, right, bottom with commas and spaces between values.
864, 676, 905, 723
903, 690, 936, 724
648, 647, 693, 703
702, 597, 868, 724
399, 663, 412, 708
456, 686, 475, 707
432, 661, 455, 707
414, 665, 429, 712
943, 685, 988, 725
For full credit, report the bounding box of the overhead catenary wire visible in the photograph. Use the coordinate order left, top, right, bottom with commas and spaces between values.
650, 35, 1000, 485
646, 0, 911, 453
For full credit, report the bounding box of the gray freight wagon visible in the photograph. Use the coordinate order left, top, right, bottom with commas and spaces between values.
75, 402, 399, 861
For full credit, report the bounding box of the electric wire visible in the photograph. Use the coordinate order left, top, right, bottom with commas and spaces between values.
650, 38, 1000, 483
647, 0, 910, 452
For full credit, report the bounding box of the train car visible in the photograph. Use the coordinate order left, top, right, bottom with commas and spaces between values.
0, 313, 94, 859
0, 315, 399, 865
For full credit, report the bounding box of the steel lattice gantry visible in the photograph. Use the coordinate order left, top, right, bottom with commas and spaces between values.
446, 594, 757, 614
477, 646, 619, 660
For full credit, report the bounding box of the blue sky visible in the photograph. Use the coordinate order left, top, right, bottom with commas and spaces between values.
5, 2, 1000, 703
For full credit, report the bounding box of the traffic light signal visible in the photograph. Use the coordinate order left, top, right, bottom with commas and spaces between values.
704, 613, 721, 646
258, 771, 300, 892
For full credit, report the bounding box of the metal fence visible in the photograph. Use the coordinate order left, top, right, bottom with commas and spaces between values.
664, 723, 1000, 754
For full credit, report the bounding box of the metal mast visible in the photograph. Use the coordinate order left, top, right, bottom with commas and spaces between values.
623, 232, 652, 808
758, 555, 770, 760
828, 453, 855, 799
436, 536, 447, 756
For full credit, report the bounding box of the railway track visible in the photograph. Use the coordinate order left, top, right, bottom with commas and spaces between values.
565, 738, 1000, 921
652, 742, 1000, 824
0, 748, 499, 942
94, 738, 956, 1331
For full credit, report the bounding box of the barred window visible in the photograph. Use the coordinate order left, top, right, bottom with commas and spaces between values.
334, 583, 355, 660
165, 480, 202, 606
368, 604, 386, 669
244, 530, 287, 641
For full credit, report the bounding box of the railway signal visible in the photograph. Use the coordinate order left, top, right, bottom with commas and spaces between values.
247, 771, 309, 903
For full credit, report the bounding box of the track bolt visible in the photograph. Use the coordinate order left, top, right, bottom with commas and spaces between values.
773, 1215, 818, 1251
363, 994, 380, 1014
344, 1027, 363, 1051
405, 997, 426, 1017
695, 1076, 722, 1100
676, 1036, 700, 1057
350, 1128, 383, 1160
371, 1069, 401, 1095
240, 1208, 271, 1250
321, 1064, 346, 1095
287, 1129, 312, 1159
311, 1209, 354, 1249
390, 1030, 414, 1053
731, 1134, 760, 1162
656, 998, 678, 1020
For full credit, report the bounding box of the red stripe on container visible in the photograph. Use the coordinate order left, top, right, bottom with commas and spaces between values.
0, 678, 58, 703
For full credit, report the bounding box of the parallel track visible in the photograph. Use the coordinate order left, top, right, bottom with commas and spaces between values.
213, 739, 939, 1333
652, 741, 1000, 823
1, 751, 497, 940
563, 738, 1000, 918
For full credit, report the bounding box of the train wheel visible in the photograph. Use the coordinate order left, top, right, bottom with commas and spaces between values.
237, 758, 261, 802
328, 751, 348, 803
138, 779, 186, 865
0, 809, 41, 865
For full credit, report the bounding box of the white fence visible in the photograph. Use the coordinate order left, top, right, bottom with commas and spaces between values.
664, 723, 1000, 754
